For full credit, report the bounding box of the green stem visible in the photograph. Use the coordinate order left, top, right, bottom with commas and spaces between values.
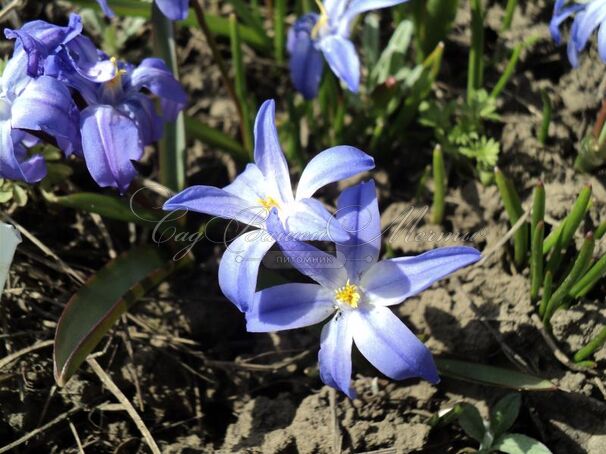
274, 0, 286, 64
569, 253, 606, 298
530, 221, 544, 303
539, 270, 553, 317
432, 145, 446, 225
495, 168, 527, 267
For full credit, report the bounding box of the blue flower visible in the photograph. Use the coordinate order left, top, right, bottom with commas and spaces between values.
74, 58, 188, 193
550, 0, 606, 67
0, 48, 80, 183
96, 0, 190, 21
246, 180, 481, 397
288, 0, 409, 99
163, 99, 375, 311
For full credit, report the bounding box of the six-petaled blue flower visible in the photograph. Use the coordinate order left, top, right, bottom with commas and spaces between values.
550, 0, 606, 67
96, 0, 190, 21
288, 0, 409, 99
247, 180, 481, 397
163, 99, 375, 312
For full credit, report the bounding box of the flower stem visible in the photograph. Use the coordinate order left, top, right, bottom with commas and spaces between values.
431, 145, 446, 225
467, 0, 484, 103
501, 0, 517, 32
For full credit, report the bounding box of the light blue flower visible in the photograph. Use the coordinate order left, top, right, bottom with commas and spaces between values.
246, 180, 481, 397
288, 0, 409, 99
550, 0, 606, 67
163, 99, 375, 312
96, 0, 190, 21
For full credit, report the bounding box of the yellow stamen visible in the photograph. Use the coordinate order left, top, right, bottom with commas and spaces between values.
335, 280, 361, 309
258, 196, 280, 210
311, 0, 329, 39
106, 57, 127, 89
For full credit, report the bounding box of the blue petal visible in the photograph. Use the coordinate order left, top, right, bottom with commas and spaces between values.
351, 305, 439, 383
130, 58, 188, 121
63, 36, 117, 83
342, 0, 410, 21
319, 313, 355, 398
285, 198, 350, 242
363, 246, 481, 305
95, 0, 116, 17
296, 145, 374, 200
163, 186, 265, 227
80, 106, 142, 193
336, 180, 381, 281
222, 163, 268, 206
287, 14, 325, 100
318, 34, 360, 92
573, 1, 606, 53
599, 22, 606, 61
358, 260, 410, 306
253, 100, 294, 204
218, 231, 275, 312
246, 283, 334, 332
155, 0, 190, 21
10, 76, 81, 157
324, 0, 348, 19
266, 209, 348, 289
0, 122, 46, 183
118, 93, 164, 145
550, 0, 585, 44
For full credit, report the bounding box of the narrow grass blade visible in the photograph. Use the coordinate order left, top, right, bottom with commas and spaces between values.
543, 184, 592, 254
229, 13, 254, 157
530, 221, 544, 303
538, 90, 552, 145
431, 145, 446, 225
44, 192, 163, 226
436, 358, 556, 391
227, 0, 271, 48
185, 116, 248, 163
501, 0, 518, 32
274, 0, 286, 65
539, 270, 553, 317
54, 246, 193, 386
495, 168, 528, 267
574, 326, 606, 363
490, 43, 522, 100
152, 4, 186, 192
543, 233, 595, 325
467, 0, 485, 102
569, 254, 606, 298
531, 181, 545, 241
595, 221, 606, 239
0, 223, 21, 301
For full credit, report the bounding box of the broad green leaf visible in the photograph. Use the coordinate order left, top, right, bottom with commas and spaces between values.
490, 393, 521, 438
457, 403, 486, 443
0, 223, 21, 302
492, 433, 552, 454
370, 19, 414, 87
70, 0, 270, 50
436, 359, 557, 391
44, 192, 163, 226
54, 246, 193, 386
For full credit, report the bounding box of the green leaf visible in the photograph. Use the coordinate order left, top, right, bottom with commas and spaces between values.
70, 0, 270, 50
457, 403, 487, 443
492, 433, 552, 454
153, 4, 186, 192
54, 246, 193, 386
185, 116, 248, 162
44, 192, 163, 226
369, 19, 414, 87
436, 359, 557, 391
490, 393, 521, 437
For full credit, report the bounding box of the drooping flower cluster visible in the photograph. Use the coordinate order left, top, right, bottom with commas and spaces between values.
96, 0, 190, 21
164, 99, 481, 397
0, 14, 187, 192
550, 0, 606, 67
288, 0, 410, 99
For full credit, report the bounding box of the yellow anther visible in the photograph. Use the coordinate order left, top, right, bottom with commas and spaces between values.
258, 196, 280, 210
106, 57, 127, 89
311, 0, 329, 39
335, 280, 361, 309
